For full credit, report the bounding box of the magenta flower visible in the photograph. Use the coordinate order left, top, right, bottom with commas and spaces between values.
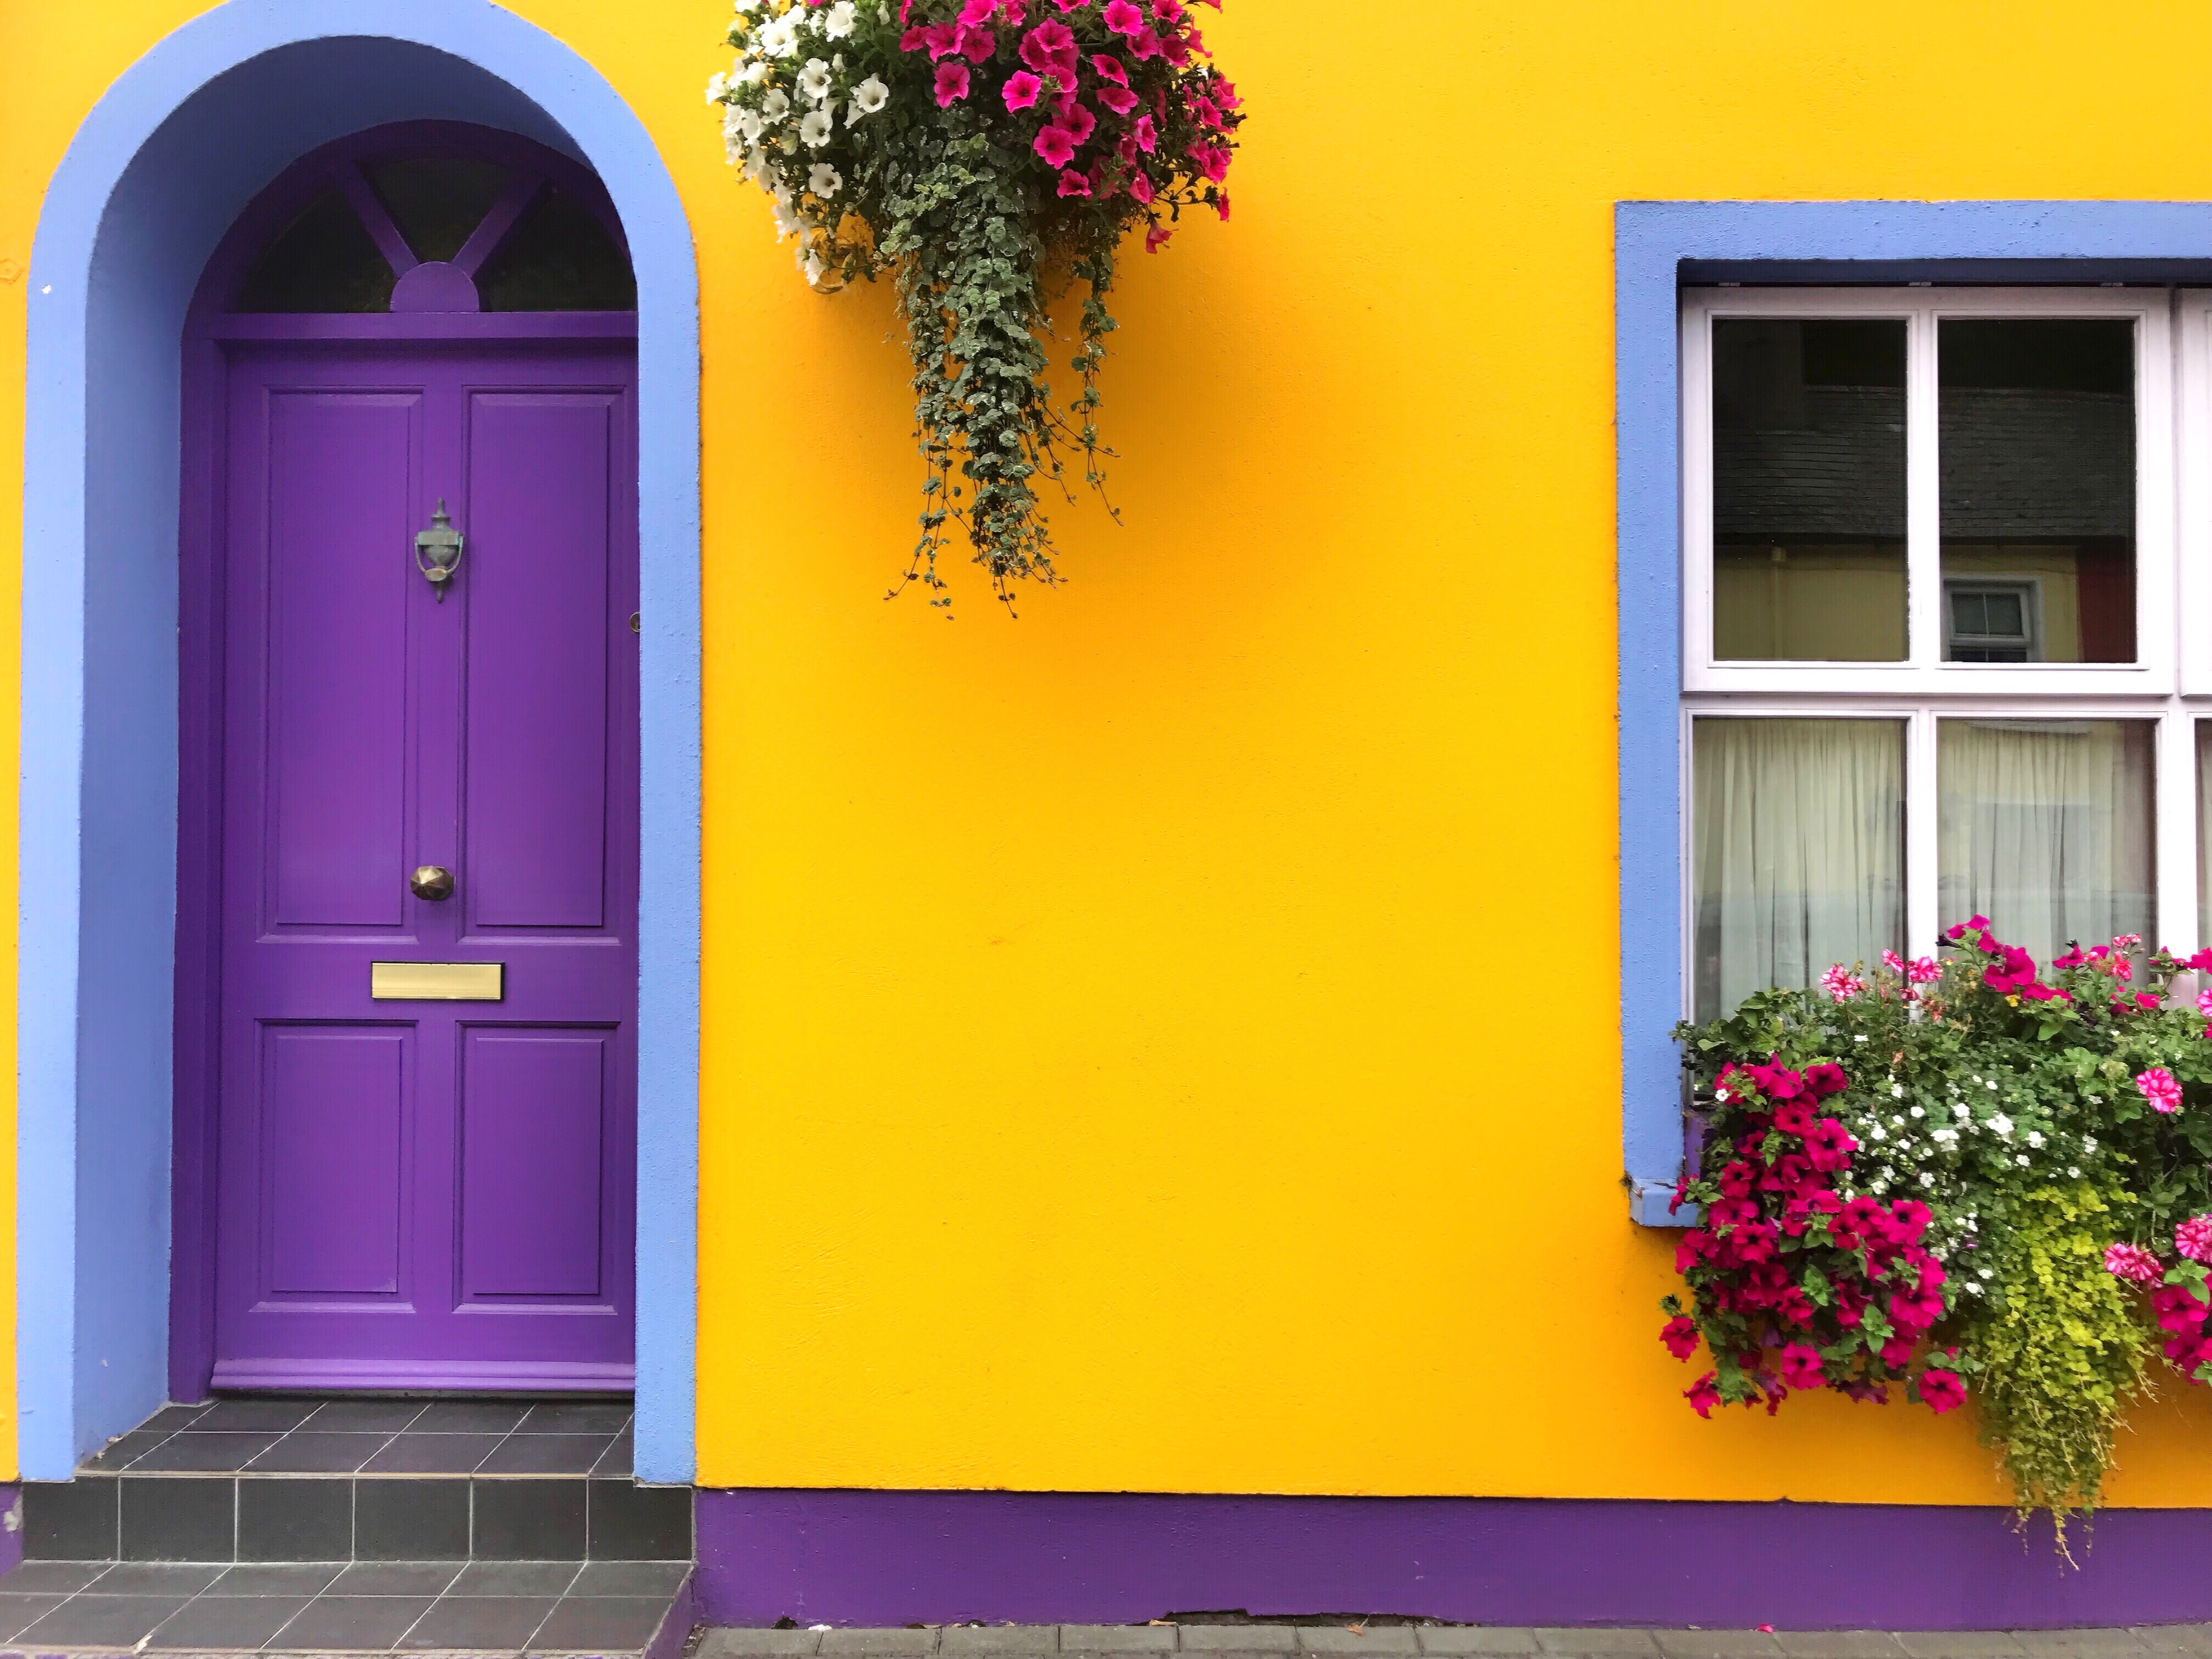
1126, 168, 1155, 204
957, 24, 997, 62
1130, 25, 1163, 58
1032, 123, 1078, 166
1002, 70, 1043, 109
1143, 223, 1172, 253
1803, 1062, 1848, 1098
1057, 100, 1096, 144
2151, 1283, 2209, 1335
1908, 955, 1941, 984
1802, 1118, 1858, 1172
923, 20, 961, 57
1684, 1373, 1722, 1418
1820, 963, 1865, 1002
1098, 84, 1140, 116
1103, 0, 1145, 33
1133, 112, 1158, 153
934, 61, 972, 105
2106, 1242, 2164, 1284
1918, 1369, 1967, 1415
1055, 167, 1091, 198
1776, 1345, 1825, 1391
958, 0, 996, 20
1660, 1316, 1699, 1362
1092, 53, 1130, 85
2138, 1067, 2184, 1115
2178, 1215, 2212, 1265
1019, 19, 1077, 76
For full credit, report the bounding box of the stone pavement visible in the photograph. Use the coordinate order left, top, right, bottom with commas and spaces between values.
698, 1625, 2212, 1659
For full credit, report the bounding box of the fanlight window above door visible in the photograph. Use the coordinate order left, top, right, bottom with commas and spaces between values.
230, 142, 635, 314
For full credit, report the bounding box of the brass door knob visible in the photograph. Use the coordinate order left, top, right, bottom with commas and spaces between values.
410, 865, 456, 901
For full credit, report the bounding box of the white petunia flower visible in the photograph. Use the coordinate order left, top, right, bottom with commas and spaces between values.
825, 1, 859, 36
798, 58, 834, 102
808, 162, 842, 198
801, 247, 828, 285
759, 13, 800, 55
850, 74, 890, 116
761, 88, 791, 122
706, 71, 730, 103
734, 0, 760, 10
733, 107, 766, 143
738, 59, 771, 84
799, 108, 834, 148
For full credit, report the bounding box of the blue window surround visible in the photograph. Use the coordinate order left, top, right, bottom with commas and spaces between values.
1617, 201, 2212, 1227
19, 0, 699, 1479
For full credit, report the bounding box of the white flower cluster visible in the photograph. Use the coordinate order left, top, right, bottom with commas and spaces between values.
1830, 1069, 2104, 1295
708, 0, 894, 284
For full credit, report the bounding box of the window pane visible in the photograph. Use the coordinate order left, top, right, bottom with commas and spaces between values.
233, 189, 395, 313
1939, 319, 2136, 663
365, 157, 512, 265
1938, 719, 2153, 965
1692, 718, 1905, 1020
477, 188, 636, 312
1711, 319, 1908, 662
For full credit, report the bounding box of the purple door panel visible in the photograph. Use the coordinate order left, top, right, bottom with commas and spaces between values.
211, 343, 639, 1391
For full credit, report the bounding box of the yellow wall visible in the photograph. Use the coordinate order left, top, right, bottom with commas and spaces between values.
9, 0, 2212, 1505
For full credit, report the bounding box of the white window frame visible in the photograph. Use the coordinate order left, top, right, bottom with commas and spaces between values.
1680, 286, 2203, 1018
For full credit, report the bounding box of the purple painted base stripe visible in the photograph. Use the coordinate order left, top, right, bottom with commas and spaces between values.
0, 1486, 17, 1578
695, 1489, 2212, 1631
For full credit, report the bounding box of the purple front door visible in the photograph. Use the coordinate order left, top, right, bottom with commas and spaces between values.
210, 342, 639, 1390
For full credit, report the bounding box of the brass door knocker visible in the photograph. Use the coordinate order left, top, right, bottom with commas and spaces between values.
414, 498, 464, 600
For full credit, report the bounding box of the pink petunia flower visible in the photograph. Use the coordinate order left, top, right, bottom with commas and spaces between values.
933, 60, 972, 105
1803, 1062, 1848, 1097
1002, 70, 1043, 110
1660, 1316, 1700, 1361
1776, 1344, 1825, 1391
1132, 113, 1158, 153
2138, 1067, 2184, 1114
923, 20, 961, 57
1098, 84, 1140, 115
1130, 25, 1163, 58
1055, 167, 1091, 198
2177, 1215, 2212, 1265
1879, 1335, 1915, 1368
1032, 123, 1078, 166
1126, 168, 1154, 204
1908, 955, 1941, 984
1918, 1369, 1967, 1414
957, 24, 997, 62
1685, 1373, 1722, 1418
1103, 0, 1145, 33
1092, 53, 1130, 85
1059, 99, 1096, 144
958, 0, 997, 21
1802, 1118, 1858, 1172
2152, 1283, 2209, 1335
2106, 1242, 2164, 1283
1019, 19, 1078, 76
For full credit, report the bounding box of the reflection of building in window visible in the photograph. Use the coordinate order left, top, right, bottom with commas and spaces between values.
1946, 580, 2040, 663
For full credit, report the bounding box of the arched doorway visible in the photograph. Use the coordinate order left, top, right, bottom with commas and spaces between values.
173, 122, 641, 1395
19, 3, 698, 1484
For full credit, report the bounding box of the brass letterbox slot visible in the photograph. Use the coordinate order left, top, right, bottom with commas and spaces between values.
370, 961, 504, 1002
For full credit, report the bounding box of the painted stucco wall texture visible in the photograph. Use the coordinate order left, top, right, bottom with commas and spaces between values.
8, 0, 2212, 1505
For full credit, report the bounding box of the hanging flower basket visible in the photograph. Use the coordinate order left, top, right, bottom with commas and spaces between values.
709, 0, 1242, 614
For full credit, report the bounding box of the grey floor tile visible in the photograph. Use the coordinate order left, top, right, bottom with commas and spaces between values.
1893, 1640, 2028, 1659
207, 1560, 348, 1596
477, 1433, 612, 1475
246, 1431, 392, 1473
572, 1560, 690, 1598
1060, 1632, 1177, 1654
2013, 1637, 2150, 1659
1302, 1632, 1422, 1654
447, 1559, 584, 1596
1652, 1636, 1784, 1659
409, 1399, 529, 1434
140, 1403, 217, 1432
129, 1430, 279, 1471
194, 1398, 321, 1432
151, 1592, 315, 1650
80, 1428, 173, 1472
270, 1592, 438, 1650
301, 1400, 428, 1434
593, 1432, 636, 1477
18, 1592, 190, 1647
360, 1431, 506, 1475
328, 1560, 467, 1596
1535, 1636, 1664, 1657
820, 1632, 944, 1655
1182, 1630, 1300, 1652
1421, 1634, 1541, 1656
397, 1593, 559, 1650
2134, 1631, 2212, 1659
0, 1593, 67, 1641
84, 1559, 227, 1595
534, 1595, 676, 1652
516, 1401, 634, 1436
941, 1629, 1058, 1655
1774, 1639, 1909, 1659
0, 1559, 111, 1592
698, 1631, 826, 1656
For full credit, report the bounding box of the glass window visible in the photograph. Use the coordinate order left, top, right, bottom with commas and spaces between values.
477, 189, 636, 312
233, 189, 396, 313
364, 157, 512, 264
1939, 319, 2136, 663
1937, 719, 2154, 966
1692, 718, 1906, 1021
1711, 318, 1908, 662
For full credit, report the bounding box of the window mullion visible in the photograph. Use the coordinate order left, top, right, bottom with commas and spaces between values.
1906, 706, 1941, 956
1906, 303, 1943, 675
2158, 708, 2199, 958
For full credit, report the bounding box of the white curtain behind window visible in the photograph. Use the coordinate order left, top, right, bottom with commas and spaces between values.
1693, 718, 1905, 1021
1937, 719, 2153, 968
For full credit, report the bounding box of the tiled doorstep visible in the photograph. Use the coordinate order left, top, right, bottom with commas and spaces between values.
83, 1398, 636, 1477
698, 1629, 2212, 1659
0, 1558, 690, 1655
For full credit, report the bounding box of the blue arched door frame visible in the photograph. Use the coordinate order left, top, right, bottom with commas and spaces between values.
19, 0, 699, 1483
